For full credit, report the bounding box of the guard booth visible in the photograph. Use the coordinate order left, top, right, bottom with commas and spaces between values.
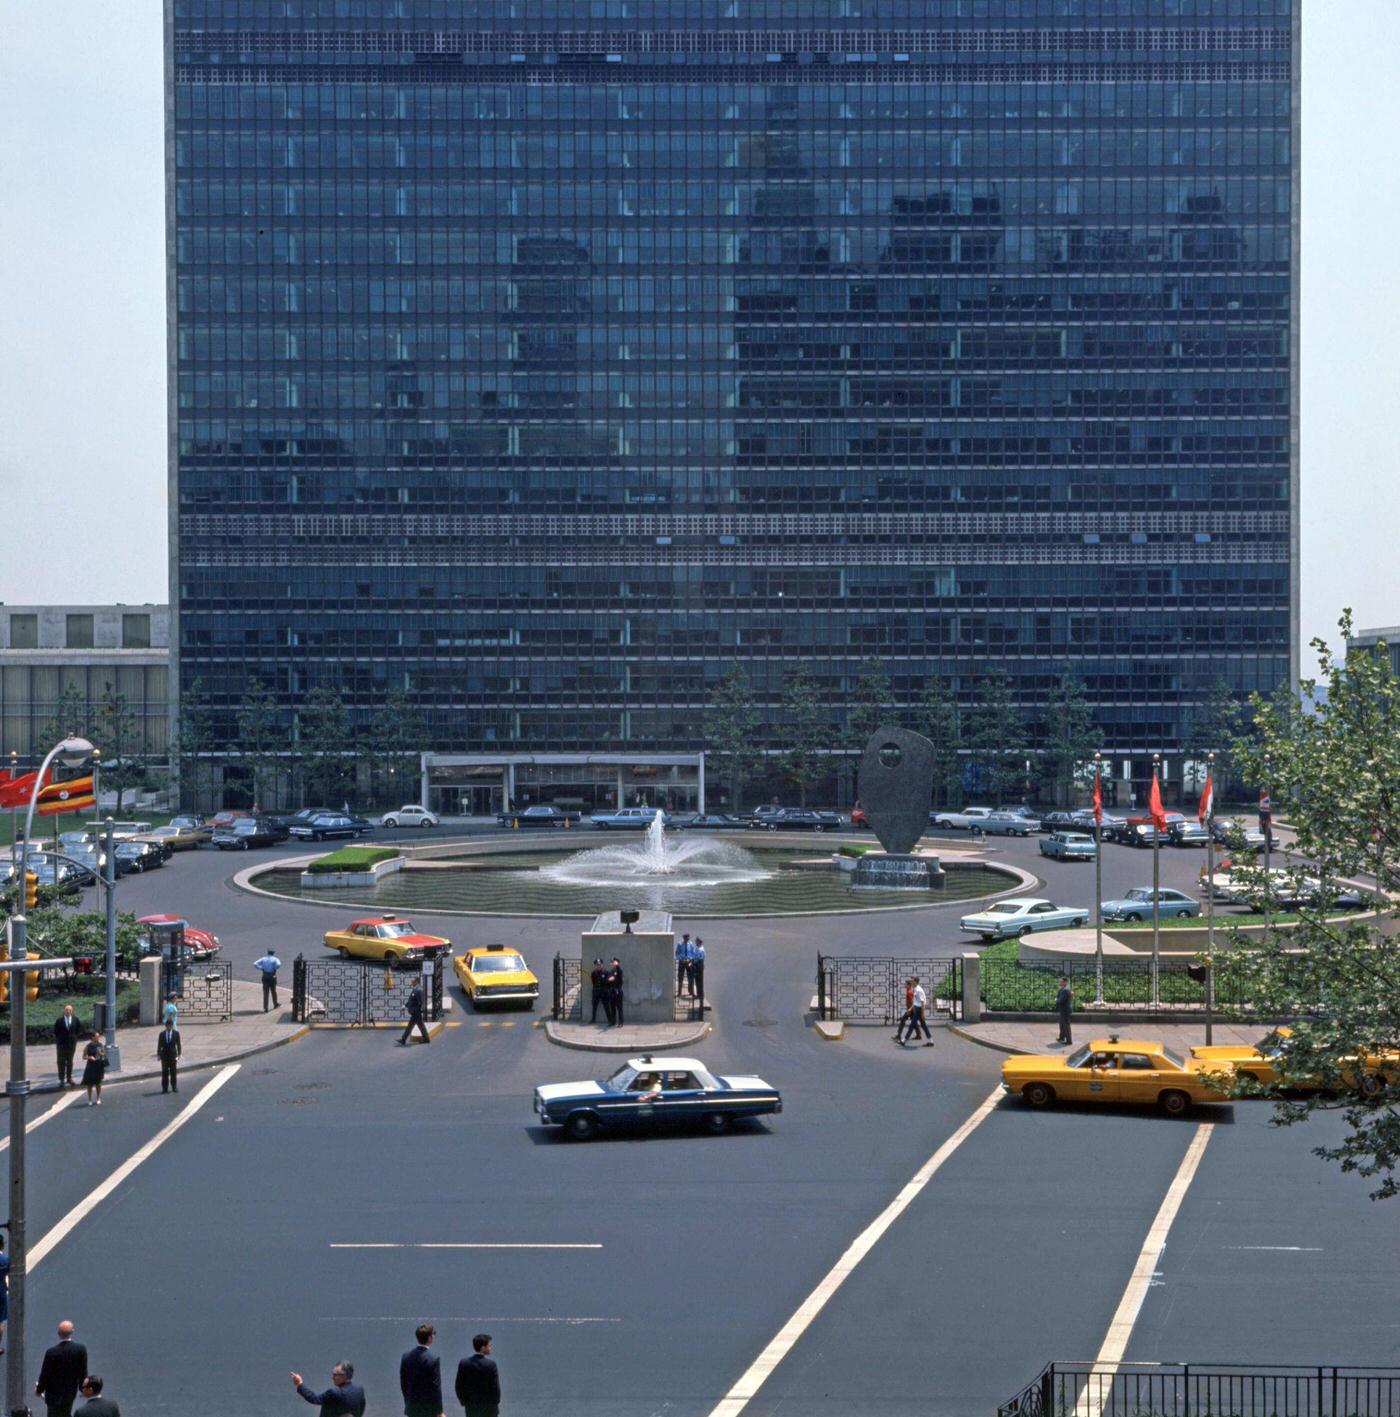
151, 918, 233, 1021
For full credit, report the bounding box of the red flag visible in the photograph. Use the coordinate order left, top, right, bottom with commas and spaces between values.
1149, 769, 1168, 833
1092, 767, 1103, 826
0, 770, 46, 810
1197, 771, 1214, 826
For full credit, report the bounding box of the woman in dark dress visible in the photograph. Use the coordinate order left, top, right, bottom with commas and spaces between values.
81, 1031, 107, 1106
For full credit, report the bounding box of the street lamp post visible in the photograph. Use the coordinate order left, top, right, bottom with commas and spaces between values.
6, 735, 94, 1417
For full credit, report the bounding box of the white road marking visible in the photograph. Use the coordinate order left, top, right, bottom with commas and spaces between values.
331, 1242, 601, 1250
1225, 1245, 1322, 1252
707, 1082, 1004, 1417
28, 1065, 240, 1272
0, 1089, 82, 1151
1074, 1122, 1214, 1417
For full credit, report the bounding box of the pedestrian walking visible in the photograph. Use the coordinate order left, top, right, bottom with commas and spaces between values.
674, 933, 693, 997
81, 1032, 107, 1106
34, 1319, 88, 1417
455, 1334, 501, 1417
1055, 976, 1073, 1045
75, 1375, 120, 1417
903, 978, 933, 1046
607, 957, 625, 1028
156, 1018, 181, 1095
291, 1361, 366, 1417
589, 958, 608, 1024
893, 978, 915, 1045
254, 948, 282, 1012
0, 1233, 9, 1356
400, 1323, 443, 1417
54, 1004, 83, 1088
689, 938, 705, 1000
399, 981, 430, 1045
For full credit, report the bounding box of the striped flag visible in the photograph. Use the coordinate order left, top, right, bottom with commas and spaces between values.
36, 775, 95, 817
1092, 765, 1103, 826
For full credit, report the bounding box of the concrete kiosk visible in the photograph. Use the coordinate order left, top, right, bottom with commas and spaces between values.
581, 910, 675, 1024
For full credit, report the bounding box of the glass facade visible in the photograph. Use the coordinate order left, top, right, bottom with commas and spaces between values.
169, 0, 1297, 756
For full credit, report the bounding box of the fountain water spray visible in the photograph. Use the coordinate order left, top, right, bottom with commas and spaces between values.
540, 809, 770, 889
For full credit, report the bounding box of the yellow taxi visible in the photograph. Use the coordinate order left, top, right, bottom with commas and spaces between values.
1191, 1028, 1398, 1096
323, 915, 451, 962
1001, 1036, 1236, 1116
454, 944, 539, 1010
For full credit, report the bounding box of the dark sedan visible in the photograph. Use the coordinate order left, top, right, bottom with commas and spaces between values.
212, 817, 282, 850
746, 808, 843, 832
115, 839, 165, 872
674, 812, 747, 830
287, 812, 371, 842
534, 1056, 782, 1140
496, 805, 583, 828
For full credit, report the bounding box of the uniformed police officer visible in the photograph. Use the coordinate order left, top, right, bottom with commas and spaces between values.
589, 958, 609, 1024
689, 938, 705, 1001
606, 957, 625, 1028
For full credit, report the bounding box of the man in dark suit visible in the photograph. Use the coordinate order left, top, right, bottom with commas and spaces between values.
34, 1319, 88, 1417
607, 957, 625, 1028
291, 1361, 366, 1417
156, 1020, 182, 1094
400, 1322, 443, 1417
54, 1005, 83, 1088
75, 1374, 120, 1417
399, 984, 430, 1046
1055, 976, 1074, 1045
455, 1334, 501, 1417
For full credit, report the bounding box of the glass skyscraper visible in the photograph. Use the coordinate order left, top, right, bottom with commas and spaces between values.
168, 0, 1297, 778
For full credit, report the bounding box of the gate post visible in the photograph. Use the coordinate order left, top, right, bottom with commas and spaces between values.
961, 952, 981, 1024
291, 955, 305, 1023
817, 954, 826, 1021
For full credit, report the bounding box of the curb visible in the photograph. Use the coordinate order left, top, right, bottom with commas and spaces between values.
62, 1025, 313, 1094
543, 1019, 712, 1053
947, 1024, 1027, 1056
814, 1019, 844, 1041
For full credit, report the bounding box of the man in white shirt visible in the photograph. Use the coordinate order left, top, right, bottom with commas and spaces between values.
899, 977, 933, 1047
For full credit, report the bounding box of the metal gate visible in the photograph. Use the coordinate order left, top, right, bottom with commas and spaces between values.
162, 958, 234, 1021
292, 955, 444, 1026
817, 955, 962, 1024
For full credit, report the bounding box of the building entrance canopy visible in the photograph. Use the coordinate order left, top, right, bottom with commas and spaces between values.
423, 753, 704, 818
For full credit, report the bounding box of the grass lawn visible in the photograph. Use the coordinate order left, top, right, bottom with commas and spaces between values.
975, 937, 1214, 1011
0, 977, 141, 1045
305, 845, 400, 873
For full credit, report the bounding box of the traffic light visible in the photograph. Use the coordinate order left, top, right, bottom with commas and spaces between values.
25, 950, 40, 1002
24, 870, 38, 910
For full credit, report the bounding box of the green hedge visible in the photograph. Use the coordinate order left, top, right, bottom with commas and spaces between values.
838, 844, 873, 859
0, 978, 142, 1045
305, 846, 400, 873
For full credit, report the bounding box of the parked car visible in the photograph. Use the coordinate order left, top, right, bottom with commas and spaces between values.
1002, 1038, 1236, 1114
930, 806, 998, 831
381, 804, 439, 829
980, 811, 1040, 838
140, 822, 207, 851
137, 914, 220, 960
130, 831, 176, 862
323, 915, 451, 961
1189, 1027, 1398, 1094
533, 1056, 782, 1140
590, 807, 673, 830
454, 944, 540, 1009
496, 805, 583, 828
746, 808, 843, 832
1099, 887, 1200, 922
168, 814, 213, 844
115, 839, 165, 871
1169, 819, 1210, 847
288, 812, 371, 842
1039, 832, 1097, 861
674, 812, 746, 830
1212, 816, 1267, 849
959, 898, 1089, 939
211, 817, 281, 850
1119, 820, 1170, 848
1039, 811, 1085, 834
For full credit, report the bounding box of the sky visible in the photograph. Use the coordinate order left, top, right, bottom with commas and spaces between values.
1, 4, 1396, 671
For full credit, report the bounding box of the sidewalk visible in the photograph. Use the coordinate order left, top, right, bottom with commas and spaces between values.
3, 980, 307, 1092
545, 1017, 712, 1053
951, 1018, 1272, 1056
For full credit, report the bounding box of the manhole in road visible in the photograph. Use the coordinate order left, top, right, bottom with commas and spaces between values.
293, 1080, 330, 1090
277, 1096, 317, 1106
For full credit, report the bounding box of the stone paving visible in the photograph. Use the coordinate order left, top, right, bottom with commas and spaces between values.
544, 1016, 712, 1053
950, 1017, 1274, 1055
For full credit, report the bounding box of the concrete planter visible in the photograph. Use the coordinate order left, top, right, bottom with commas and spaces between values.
299, 854, 404, 890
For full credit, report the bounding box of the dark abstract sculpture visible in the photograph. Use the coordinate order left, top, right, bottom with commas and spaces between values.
853, 725, 945, 891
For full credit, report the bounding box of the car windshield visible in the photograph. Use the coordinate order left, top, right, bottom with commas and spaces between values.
605, 1065, 637, 1092
1125, 888, 1151, 901
377, 922, 415, 937
473, 954, 525, 972
1065, 1045, 1093, 1068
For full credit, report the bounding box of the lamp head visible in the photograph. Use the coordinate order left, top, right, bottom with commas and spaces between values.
54, 736, 95, 768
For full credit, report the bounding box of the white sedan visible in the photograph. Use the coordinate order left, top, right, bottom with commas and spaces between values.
380, 804, 439, 828
960, 897, 1089, 940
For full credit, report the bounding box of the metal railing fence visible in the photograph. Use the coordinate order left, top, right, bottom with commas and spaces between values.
816, 955, 962, 1024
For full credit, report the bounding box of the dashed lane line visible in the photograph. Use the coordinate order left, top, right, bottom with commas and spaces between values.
706, 1082, 1005, 1417
331, 1242, 601, 1250
1074, 1121, 1215, 1417
28, 1065, 241, 1272
0, 1088, 82, 1151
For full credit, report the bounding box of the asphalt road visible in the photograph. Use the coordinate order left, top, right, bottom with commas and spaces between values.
8, 828, 1393, 1416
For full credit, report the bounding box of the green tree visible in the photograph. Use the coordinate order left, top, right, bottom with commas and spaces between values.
39, 683, 90, 753
21, 906, 144, 967
1037, 675, 1100, 807
1213, 613, 1400, 1198
236, 678, 282, 810
297, 685, 353, 807
370, 687, 428, 807
962, 668, 1027, 801
174, 679, 217, 813
844, 658, 893, 806
1190, 679, 1252, 800
780, 666, 829, 808
911, 675, 962, 807
707, 665, 764, 812
93, 681, 144, 813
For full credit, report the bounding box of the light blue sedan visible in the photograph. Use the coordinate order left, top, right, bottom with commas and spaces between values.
1039, 832, 1097, 861
1100, 887, 1200, 922
960, 898, 1090, 940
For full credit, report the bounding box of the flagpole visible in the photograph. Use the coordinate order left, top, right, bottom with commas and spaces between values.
1204, 752, 1215, 1046
1261, 755, 1272, 926
1151, 752, 1161, 1009
1093, 750, 1104, 1008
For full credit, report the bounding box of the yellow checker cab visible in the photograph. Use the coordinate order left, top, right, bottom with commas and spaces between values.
1191, 1028, 1398, 1096
323, 915, 451, 962
455, 944, 540, 1010
1002, 1036, 1236, 1116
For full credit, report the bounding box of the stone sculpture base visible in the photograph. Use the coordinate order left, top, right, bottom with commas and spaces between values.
580, 909, 676, 1023
851, 852, 946, 891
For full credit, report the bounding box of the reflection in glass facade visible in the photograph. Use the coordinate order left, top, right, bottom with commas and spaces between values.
169, 1, 1298, 757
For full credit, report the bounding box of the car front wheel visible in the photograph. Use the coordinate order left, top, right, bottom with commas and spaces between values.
1024, 1082, 1055, 1108
420, 819, 432, 828
385, 817, 398, 827
565, 1112, 598, 1141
